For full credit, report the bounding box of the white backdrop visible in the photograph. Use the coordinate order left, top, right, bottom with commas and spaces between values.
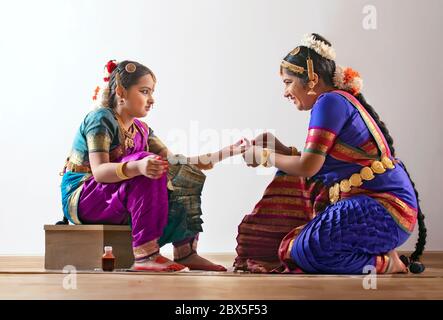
0, 0, 442, 255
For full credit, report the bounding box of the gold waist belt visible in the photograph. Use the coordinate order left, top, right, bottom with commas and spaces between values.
329, 156, 396, 204
60, 158, 92, 176
67, 162, 92, 173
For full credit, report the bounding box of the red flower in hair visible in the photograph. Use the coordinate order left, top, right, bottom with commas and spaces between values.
343, 68, 361, 95
343, 68, 360, 85
333, 65, 363, 96
103, 60, 118, 82
106, 60, 118, 74
349, 87, 359, 96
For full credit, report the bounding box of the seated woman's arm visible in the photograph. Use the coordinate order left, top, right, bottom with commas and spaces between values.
151, 134, 247, 170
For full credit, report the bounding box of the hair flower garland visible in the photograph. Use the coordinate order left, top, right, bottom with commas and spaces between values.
333, 65, 363, 96
301, 34, 336, 60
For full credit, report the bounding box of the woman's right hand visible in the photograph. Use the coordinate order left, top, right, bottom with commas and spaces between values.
251, 132, 276, 149
137, 155, 169, 179
244, 133, 276, 166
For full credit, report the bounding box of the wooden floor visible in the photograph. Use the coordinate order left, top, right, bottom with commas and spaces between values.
0, 252, 442, 299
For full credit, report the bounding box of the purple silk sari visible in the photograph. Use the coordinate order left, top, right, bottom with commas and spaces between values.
75, 119, 169, 257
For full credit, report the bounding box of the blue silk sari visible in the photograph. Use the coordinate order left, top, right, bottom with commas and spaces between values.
281, 90, 418, 274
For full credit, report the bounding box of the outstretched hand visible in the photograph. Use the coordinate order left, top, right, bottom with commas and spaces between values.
225, 138, 270, 168
231, 138, 252, 156
242, 145, 265, 167
250, 132, 277, 149
219, 138, 252, 160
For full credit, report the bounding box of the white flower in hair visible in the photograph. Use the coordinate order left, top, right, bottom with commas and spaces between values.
333, 65, 363, 95
301, 34, 336, 60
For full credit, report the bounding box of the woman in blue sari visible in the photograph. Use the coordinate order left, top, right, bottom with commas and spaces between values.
237, 34, 426, 274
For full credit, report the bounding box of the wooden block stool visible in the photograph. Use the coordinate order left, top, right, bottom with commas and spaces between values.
44, 224, 133, 270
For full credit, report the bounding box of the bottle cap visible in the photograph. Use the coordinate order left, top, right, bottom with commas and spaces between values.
104, 246, 113, 252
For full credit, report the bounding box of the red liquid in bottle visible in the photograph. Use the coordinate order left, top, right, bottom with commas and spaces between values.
102, 246, 115, 272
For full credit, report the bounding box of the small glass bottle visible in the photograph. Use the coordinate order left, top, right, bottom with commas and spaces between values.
102, 246, 115, 272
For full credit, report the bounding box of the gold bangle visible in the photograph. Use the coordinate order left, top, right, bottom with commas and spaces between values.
260, 148, 272, 167
116, 162, 130, 180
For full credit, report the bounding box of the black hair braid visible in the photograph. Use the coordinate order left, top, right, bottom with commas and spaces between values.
106, 71, 118, 109
355, 94, 396, 156
402, 166, 427, 263
355, 93, 426, 273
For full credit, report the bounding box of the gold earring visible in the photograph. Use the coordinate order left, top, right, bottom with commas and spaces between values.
306, 56, 316, 95
307, 81, 316, 95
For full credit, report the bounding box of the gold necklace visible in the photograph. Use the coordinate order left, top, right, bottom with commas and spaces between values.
115, 113, 137, 149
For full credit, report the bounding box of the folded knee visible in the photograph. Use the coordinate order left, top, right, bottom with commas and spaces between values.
133, 173, 168, 185
121, 151, 155, 162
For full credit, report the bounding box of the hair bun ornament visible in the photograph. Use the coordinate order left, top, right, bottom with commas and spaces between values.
104, 60, 118, 82
333, 65, 363, 96
301, 34, 336, 60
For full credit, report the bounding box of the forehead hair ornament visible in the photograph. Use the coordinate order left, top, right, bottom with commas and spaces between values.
125, 63, 137, 73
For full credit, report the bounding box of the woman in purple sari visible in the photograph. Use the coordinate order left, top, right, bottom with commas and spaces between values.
237, 34, 426, 274
61, 60, 244, 272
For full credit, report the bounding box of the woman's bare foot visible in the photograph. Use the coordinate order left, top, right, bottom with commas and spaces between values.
175, 253, 227, 272
385, 250, 408, 274
131, 253, 189, 272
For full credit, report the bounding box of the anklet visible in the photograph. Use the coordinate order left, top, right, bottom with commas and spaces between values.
135, 250, 160, 262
